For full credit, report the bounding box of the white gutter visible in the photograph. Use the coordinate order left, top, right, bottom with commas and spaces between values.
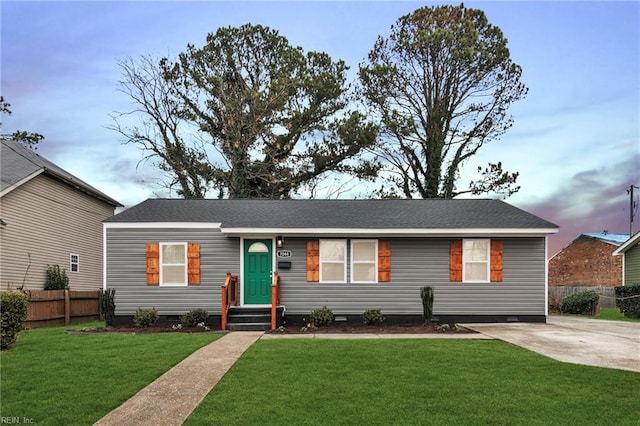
220, 227, 559, 237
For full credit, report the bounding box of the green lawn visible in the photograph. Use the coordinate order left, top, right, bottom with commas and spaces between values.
0, 322, 220, 425
597, 308, 640, 322
186, 339, 639, 425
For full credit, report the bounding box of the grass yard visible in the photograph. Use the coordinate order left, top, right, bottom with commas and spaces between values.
596, 308, 640, 322
0, 322, 220, 425
186, 339, 640, 425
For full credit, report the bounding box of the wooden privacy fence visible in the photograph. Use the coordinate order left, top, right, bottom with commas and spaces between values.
548, 286, 617, 309
22, 289, 100, 328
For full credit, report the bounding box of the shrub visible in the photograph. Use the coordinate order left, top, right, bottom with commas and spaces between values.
310, 306, 334, 327
44, 264, 69, 290
180, 308, 209, 326
1, 291, 29, 350
560, 291, 599, 315
133, 308, 159, 328
99, 289, 116, 326
362, 309, 384, 325
614, 284, 640, 318
420, 286, 435, 323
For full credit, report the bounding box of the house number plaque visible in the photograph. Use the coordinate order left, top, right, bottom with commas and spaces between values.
277, 250, 292, 258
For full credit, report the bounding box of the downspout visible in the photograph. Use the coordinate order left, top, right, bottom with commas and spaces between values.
102, 224, 107, 291
544, 235, 549, 317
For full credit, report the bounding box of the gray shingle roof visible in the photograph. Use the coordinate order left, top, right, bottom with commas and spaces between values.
1, 139, 121, 206
105, 198, 558, 231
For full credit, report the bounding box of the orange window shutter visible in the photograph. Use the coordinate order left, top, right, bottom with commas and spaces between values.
187, 243, 201, 285
306, 240, 319, 282
378, 241, 391, 282
146, 243, 160, 285
450, 240, 463, 282
490, 240, 503, 282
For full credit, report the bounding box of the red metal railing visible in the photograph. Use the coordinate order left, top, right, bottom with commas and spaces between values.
271, 273, 280, 330
221, 273, 238, 330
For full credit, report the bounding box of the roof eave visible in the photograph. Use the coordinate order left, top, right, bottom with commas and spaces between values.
613, 232, 640, 255
0, 169, 45, 197
44, 168, 123, 207
220, 227, 559, 237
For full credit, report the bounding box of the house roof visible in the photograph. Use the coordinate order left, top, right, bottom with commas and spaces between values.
1, 139, 122, 207
105, 198, 558, 236
583, 232, 630, 246
613, 231, 640, 255
549, 231, 630, 260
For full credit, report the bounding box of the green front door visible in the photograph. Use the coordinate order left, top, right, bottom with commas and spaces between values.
244, 239, 273, 305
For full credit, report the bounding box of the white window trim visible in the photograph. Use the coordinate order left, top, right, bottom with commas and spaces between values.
350, 239, 378, 283
319, 239, 347, 283
70, 254, 79, 273
159, 242, 188, 287
462, 239, 490, 283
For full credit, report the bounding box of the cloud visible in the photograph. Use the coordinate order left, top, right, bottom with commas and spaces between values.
520, 153, 640, 256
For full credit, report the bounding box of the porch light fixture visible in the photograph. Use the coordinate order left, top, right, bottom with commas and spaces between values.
276, 235, 284, 248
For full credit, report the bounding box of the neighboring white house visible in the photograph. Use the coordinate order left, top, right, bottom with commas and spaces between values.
0, 139, 122, 291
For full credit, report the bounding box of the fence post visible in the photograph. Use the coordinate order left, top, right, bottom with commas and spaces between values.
64, 289, 70, 325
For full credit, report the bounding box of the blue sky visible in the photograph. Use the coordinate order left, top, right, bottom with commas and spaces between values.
1, 1, 639, 255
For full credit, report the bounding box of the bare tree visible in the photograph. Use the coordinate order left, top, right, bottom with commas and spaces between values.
112, 24, 379, 199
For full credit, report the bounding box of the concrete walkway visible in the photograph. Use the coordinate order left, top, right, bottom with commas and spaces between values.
93, 331, 263, 426
465, 316, 640, 373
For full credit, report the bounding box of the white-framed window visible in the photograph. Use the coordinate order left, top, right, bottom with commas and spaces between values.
463, 239, 490, 282
160, 242, 187, 286
319, 239, 347, 283
351, 240, 378, 283
70, 254, 79, 273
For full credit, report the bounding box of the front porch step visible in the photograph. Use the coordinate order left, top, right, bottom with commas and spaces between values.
225, 306, 284, 331
228, 322, 272, 331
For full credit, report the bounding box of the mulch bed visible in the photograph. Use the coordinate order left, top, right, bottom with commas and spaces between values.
272, 323, 474, 334
66, 323, 474, 334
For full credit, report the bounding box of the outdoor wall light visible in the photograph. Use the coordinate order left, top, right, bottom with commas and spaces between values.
276, 235, 284, 248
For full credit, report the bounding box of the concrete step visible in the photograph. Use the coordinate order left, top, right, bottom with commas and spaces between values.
228, 322, 272, 331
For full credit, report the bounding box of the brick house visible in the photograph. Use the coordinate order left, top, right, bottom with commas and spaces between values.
548, 232, 629, 287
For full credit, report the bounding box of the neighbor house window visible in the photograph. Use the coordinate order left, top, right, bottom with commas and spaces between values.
70, 254, 79, 273
319, 240, 346, 283
351, 240, 378, 283
463, 239, 490, 282
160, 242, 187, 286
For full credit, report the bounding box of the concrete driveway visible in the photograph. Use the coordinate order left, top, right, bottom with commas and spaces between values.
464, 316, 640, 373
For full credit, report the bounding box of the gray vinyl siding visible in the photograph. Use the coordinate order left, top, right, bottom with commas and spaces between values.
106, 228, 239, 315
106, 231, 547, 317
276, 237, 546, 316
624, 243, 640, 285
0, 174, 115, 291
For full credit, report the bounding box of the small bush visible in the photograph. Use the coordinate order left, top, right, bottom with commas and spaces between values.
180, 308, 209, 326
615, 284, 640, 318
44, 264, 69, 290
100, 289, 116, 326
1, 291, 29, 350
420, 286, 435, 323
133, 308, 159, 328
310, 306, 334, 327
362, 309, 384, 325
560, 291, 599, 315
